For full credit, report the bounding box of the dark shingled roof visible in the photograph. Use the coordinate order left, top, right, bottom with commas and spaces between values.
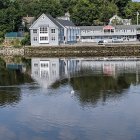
45, 13, 63, 28
56, 19, 75, 27
30, 13, 75, 29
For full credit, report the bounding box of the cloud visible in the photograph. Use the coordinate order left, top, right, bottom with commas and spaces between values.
0, 125, 16, 140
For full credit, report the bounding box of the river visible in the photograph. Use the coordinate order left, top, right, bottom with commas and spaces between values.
0, 56, 140, 140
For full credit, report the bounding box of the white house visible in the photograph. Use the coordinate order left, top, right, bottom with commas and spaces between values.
29, 13, 80, 46
109, 15, 131, 25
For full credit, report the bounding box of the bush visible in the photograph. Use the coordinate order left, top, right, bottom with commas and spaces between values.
21, 34, 30, 46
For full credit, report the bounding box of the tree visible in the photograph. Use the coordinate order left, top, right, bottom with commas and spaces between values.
124, 1, 140, 24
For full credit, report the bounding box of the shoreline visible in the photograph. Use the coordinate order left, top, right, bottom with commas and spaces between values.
1, 43, 140, 58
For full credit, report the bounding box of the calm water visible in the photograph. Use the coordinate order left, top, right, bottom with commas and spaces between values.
0, 57, 140, 140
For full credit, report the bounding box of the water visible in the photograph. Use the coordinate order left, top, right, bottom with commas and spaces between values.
0, 57, 140, 140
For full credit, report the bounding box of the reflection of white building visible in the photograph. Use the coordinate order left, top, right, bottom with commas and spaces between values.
81, 60, 140, 77
31, 58, 82, 88
60, 59, 81, 76
32, 58, 140, 88
31, 58, 60, 88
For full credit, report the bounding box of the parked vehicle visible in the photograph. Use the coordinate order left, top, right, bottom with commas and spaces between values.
98, 40, 108, 45
112, 38, 123, 43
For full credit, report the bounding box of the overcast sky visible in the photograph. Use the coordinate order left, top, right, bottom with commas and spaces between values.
133, 0, 140, 1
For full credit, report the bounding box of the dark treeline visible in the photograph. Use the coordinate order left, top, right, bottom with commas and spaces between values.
0, 0, 140, 38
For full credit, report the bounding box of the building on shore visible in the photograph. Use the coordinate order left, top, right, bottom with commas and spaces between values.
109, 15, 131, 25
29, 13, 80, 46
5, 32, 24, 41
79, 15, 140, 43
79, 25, 140, 43
22, 16, 35, 29
29, 13, 140, 45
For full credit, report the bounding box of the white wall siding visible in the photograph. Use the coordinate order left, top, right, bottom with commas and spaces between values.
30, 14, 59, 46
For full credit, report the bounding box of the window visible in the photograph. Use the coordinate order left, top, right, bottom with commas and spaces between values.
33, 37, 37, 41
41, 63, 48, 68
131, 29, 134, 32
33, 29, 37, 33
34, 63, 38, 67
51, 29, 55, 33
40, 27, 48, 33
34, 71, 38, 75
40, 36, 48, 41
41, 71, 49, 78
124, 30, 127, 32
52, 63, 56, 67
51, 36, 55, 41
111, 29, 114, 32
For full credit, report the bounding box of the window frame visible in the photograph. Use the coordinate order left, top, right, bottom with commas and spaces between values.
51, 29, 55, 33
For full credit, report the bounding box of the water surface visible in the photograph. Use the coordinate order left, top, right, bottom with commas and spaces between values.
0, 57, 140, 140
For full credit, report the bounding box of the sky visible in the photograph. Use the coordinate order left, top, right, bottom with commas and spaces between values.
133, 0, 140, 1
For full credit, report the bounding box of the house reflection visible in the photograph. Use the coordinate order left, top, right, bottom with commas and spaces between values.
71, 60, 140, 105
31, 58, 81, 88
81, 60, 140, 80
31, 58, 140, 88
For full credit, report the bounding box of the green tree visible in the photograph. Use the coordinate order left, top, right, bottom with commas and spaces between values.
124, 1, 140, 24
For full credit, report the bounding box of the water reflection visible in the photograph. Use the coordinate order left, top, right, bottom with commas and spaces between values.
1, 57, 140, 140
31, 58, 140, 105
31, 58, 81, 88
0, 57, 33, 106
0, 57, 33, 86
0, 87, 21, 106
31, 58, 140, 86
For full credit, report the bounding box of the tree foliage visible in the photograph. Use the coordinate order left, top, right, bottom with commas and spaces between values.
0, 0, 139, 38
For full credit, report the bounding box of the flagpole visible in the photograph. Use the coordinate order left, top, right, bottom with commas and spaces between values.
137, 11, 139, 25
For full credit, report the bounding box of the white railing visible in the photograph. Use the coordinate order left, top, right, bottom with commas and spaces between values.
137, 31, 140, 34
81, 32, 136, 36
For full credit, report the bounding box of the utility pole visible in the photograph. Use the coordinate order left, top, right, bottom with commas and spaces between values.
137, 11, 139, 25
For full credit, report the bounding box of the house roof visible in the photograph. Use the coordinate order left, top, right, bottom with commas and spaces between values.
5, 32, 23, 38
30, 13, 75, 29
109, 15, 122, 21
22, 16, 35, 24
79, 25, 140, 30
103, 25, 114, 30
79, 26, 103, 30
115, 25, 140, 29
29, 13, 63, 29
45, 13, 63, 28
56, 19, 75, 27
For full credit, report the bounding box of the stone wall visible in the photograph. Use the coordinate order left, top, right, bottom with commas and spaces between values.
25, 45, 140, 57
1, 45, 140, 57
0, 48, 24, 56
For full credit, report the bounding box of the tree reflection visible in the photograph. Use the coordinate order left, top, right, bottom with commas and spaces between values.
69, 73, 137, 105
0, 57, 33, 106
0, 87, 21, 106
52, 71, 139, 105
